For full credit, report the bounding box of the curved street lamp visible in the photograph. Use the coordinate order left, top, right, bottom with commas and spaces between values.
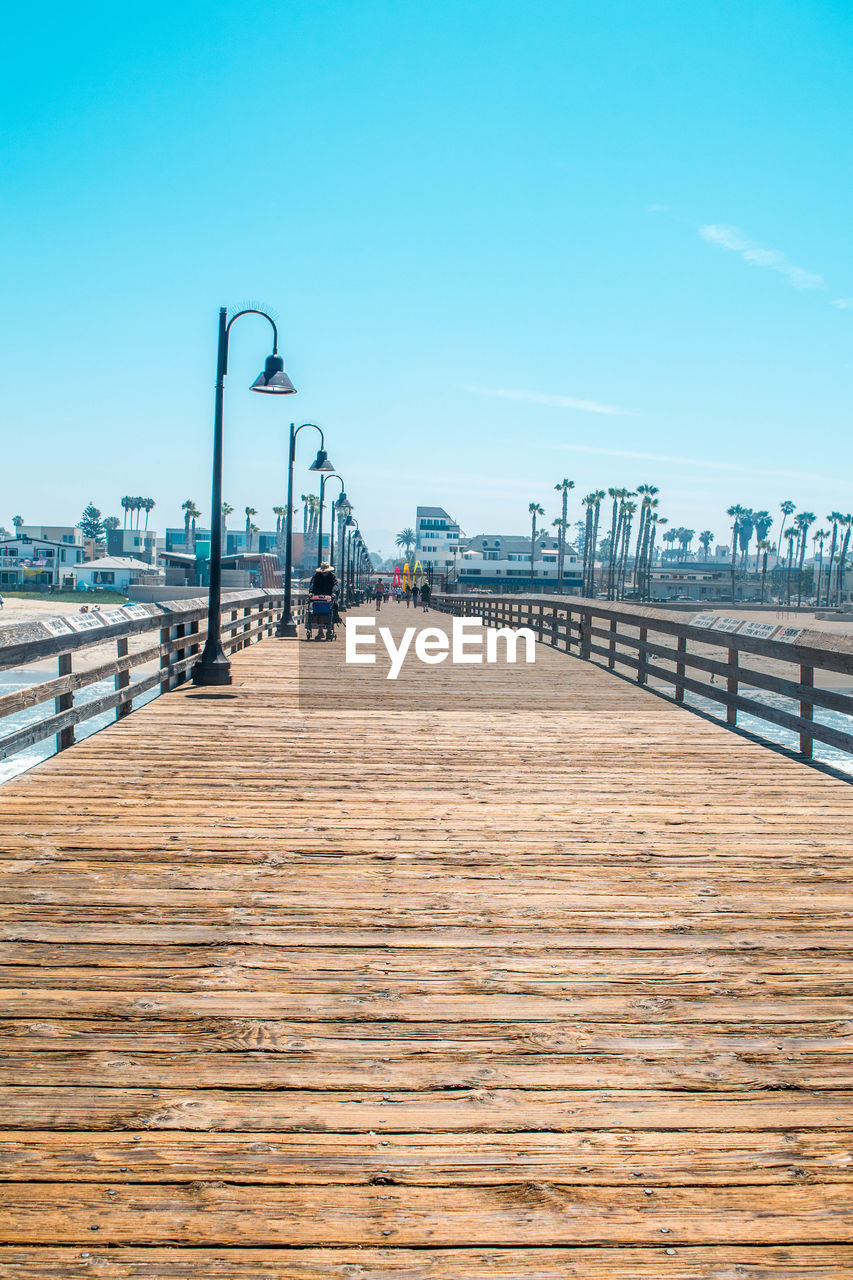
193, 307, 296, 686
317, 472, 345, 569
277, 423, 335, 638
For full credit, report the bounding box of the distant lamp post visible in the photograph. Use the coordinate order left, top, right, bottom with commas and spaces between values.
317, 473, 345, 568
277, 424, 335, 638
344, 517, 359, 603
193, 307, 296, 686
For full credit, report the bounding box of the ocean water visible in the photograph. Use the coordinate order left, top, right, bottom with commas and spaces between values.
652, 682, 853, 778
0, 661, 161, 785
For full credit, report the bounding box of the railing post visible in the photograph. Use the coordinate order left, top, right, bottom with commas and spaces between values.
115, 637, 132, 718
637, 626, 648, 686
56, 653, 74, 752
608, 618, 617, 670
727, 647, 738, 725
173, 623, 187, 686
581, 610, 591, 661
160, 625, 172, 694
675, 635, 686, 703
800, 663, 814, 759
243, 606, 251, 648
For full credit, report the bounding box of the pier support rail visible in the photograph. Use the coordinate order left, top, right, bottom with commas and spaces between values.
435, 593, 853, 766
0, 589, 302, 766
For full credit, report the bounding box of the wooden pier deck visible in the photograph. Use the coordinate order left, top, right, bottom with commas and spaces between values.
1, 605, 852, 1277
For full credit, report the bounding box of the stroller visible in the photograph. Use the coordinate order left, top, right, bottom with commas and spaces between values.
306, 594, 337, 641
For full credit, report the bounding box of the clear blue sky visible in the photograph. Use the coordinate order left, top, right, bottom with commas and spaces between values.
2, 0, 851, 556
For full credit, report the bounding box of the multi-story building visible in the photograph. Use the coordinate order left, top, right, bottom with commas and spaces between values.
455, 534, 582, 592
107, 528, 158, 564
0, 535, 86, 588
19, 525, 83, 547
415, 507, 463, 574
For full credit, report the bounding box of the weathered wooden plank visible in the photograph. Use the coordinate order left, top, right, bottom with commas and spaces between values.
2, 1183, 852, 1245
1, 1129, 850, 1184
1, 1246, 851, 1278
0, 1087, 849, 1131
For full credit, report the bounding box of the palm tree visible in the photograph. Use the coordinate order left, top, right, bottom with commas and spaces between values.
737, 509, 754, 569
221, 502, 233, 543
646, 515, 667, 599
120, 497, 131, 529
836, 515, 853, 605
617, 500, 637, 599
726, 504, 747, 603
272, 506, 287, 549
300, 495, 310, 536
12, 515, 24, 536
794, 512, 815, 606
662, 528, 677, 561
182, 500, 200, 550
633, 485, 658, 591
777, 499, 796, 567
757, 539, 772, 603
528, 502, 545, 590
142, 498, 155, 530
824, 512, 844, 606
698, 530, 714, 559
554, 479, 574, 592
678, 527, 695, 558
783, 526, 797, 605
813, 528, 829, 604
245, 506, 257, 551
395, 528, 416, 561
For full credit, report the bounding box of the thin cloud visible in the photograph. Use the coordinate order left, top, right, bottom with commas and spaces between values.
553, 442, 836, 485
832, 298, 853, 309
465, 386, 634, 416
699, 224, 824, 290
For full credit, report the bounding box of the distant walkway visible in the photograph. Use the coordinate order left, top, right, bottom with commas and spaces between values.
0, 605, 852, 1276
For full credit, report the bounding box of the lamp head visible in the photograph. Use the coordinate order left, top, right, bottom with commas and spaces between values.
309, 448, 335, 472
251, 353, 297, 395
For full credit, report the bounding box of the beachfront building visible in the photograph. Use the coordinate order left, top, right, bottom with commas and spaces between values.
107, 528, 158, 564
454, 533, 582, 593
415, 507, 464, 575
18, 525, 83, 547
73, 556, 163, 593
0, 535, 86, 588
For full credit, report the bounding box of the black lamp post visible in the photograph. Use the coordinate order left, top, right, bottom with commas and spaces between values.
335, 497, 352, 607
317, 472, 345, 568
193, 307, 296, 687
344, 517, 359, 604
276, 423, 335, 638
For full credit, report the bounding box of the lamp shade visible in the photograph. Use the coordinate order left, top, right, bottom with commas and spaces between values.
251, 353, 297, 395
309, 448, 335, 472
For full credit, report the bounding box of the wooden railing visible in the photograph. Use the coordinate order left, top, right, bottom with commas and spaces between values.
0, 590, 298, 764
435, 594, 853, 765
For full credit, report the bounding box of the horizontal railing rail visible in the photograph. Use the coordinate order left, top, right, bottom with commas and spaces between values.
0, 590, 304, 765
435, 593, 853, 765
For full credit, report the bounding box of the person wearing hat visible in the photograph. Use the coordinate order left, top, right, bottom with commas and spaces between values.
309, 561, 339, 637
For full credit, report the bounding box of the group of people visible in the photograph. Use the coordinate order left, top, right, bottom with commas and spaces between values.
373, 579, 431, 611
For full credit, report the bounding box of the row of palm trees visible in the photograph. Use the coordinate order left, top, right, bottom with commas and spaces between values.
535, 486, 853, 605
180, 500, 320, 554
726, 502, 853, 607
120, 496, 156, 529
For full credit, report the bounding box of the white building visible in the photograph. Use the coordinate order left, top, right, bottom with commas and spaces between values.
0, 536, 86, 588
455, 534, 582, 591
19, 525, 83, 547
73, 557, 162, 592
415, 507, 464, 573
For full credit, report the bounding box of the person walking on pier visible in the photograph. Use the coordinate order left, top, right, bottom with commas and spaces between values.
420, 581, 431, 611
374, 579, 384, 611
412, 583, 420, 607
404, 585, 411, 607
